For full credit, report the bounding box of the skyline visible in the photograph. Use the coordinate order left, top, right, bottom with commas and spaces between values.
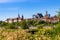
0, 0, 60, 21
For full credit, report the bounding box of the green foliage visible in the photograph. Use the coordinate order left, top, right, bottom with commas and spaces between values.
26, 20, 37, 26
20, 20, 29, 29
0, 21, 8, 27
5, 23, 18, 29
57, 11, 60, 17
56, 22, 60, 27
54, 22, 60, 34
28, 29, 38, 34
44, 29, 55, 37
34, 20, 46, 26
0, 22, 60, 40
36, 24, 44, 29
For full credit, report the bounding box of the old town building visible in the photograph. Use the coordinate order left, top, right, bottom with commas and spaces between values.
5, 14, 24, 23
5, 11, 59, 23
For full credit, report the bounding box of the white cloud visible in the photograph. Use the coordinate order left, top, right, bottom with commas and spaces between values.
0, 0, 27, 3
0, 0, 42, 3
0, 0, 11, 3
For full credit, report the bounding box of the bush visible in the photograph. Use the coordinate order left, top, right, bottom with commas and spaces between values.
20, 20, 29, 29
5, 24, 17, 29
53, 22, 60, 35
37, 24, 45, 29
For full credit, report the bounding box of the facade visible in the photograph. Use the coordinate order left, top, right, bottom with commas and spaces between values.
5, 14, 24, 23
32, 11, 59, 23
42, 12, 59, 23
5, 11, 59, 23
5, 18, 12, 23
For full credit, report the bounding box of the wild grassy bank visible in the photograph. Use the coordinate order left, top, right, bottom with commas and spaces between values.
0, 28, 31, 40
0, 26, 60, 40
0, 18, 60, 40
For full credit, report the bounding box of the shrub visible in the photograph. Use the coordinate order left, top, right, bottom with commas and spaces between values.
5, 24, 17, 29
20, 20, 29, 29
54, 22, 60, 34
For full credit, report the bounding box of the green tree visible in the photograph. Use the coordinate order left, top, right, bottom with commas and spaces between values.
0, 21, 8, 27
5, 23, 18, 29
54, 22, 60, 34
20, 20, 29, 29
34, 20, 45, 26
57, 11, 60, 17
57, 10, 60, 22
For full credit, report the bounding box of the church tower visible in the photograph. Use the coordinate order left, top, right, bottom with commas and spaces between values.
18, 14, 20, 18
46, 11, 48, 16
18, 9, 20, 18
21, 14, 24, 20
45, 11, 50, 18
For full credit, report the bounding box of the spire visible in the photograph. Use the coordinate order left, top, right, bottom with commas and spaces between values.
46, 11, 48, 15
18, 14, 20, 18
18, 9, 20, 18
45, 11, 50, 17
21, 14, 24, 20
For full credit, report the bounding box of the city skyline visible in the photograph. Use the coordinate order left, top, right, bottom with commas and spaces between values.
0, 0, 60, 21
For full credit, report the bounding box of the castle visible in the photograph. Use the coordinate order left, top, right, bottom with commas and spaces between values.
32, 11, 59, 23
5, 11, 59, 23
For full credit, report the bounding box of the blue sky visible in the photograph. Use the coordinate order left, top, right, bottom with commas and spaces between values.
0, 0, 60, 21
